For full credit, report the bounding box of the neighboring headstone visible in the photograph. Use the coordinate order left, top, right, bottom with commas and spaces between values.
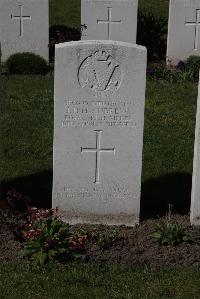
0, 0, 49, 61
0, 42, 1, 73
167, 0, 200, 65
53, 40, 147, 226
81, 0, 138, 43
191, 73, 200, 226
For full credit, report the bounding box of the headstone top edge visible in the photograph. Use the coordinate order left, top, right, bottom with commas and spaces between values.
55, 40, 147, 52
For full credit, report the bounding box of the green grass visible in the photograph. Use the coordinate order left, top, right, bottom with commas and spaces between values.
139, 0, 169, 19
0, 263, 200, 298
143, 80, 197, 181
49, 0, 169, 28
50, 0, 81, 28
1, 76, 53, 181
1, 77, 198, 184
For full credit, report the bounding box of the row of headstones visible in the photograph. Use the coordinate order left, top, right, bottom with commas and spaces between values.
1, 0, 200, 64
82, 0, 200, 65
52, 0, 200, 228
1, 0, 200, 226
53, 38, 200, 227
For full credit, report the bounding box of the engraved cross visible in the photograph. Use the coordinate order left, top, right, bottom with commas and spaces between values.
97, 7, 122, 40
81, 130, 115, 184
185, 9, 200, 50
11, 5, 31, 37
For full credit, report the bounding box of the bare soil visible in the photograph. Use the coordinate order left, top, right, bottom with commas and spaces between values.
1, 208, 200, 266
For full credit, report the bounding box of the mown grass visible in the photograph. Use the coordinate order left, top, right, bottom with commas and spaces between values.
1, 76, 53, 181
139, 0, 169, 18
1, 76, 198, 184
143, 80, 197, 182
0, 262, 200, 299
50, 0, 81, 28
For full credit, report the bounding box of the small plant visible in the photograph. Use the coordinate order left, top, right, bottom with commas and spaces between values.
69, 234, 87, 259
22, 208, 84, 265
186, 55, 200, 81
147, 61, 195, 82
151, 222, 189, 246
21, 208, 87, 264
151, 205, 189, 246
98, 229, 119, 250
6, 52, 49, 75
150, 62, 175, 82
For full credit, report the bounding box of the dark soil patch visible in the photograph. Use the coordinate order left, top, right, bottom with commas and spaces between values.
0, 210, 22, 262
0, 209, 200, 266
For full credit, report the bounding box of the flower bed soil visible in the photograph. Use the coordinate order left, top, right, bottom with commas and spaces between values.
0, 209, 200, 266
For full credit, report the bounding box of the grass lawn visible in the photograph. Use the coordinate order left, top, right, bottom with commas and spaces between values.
0, 262, 200, 298
1, 76, 198, 216
1, 77, 197, 184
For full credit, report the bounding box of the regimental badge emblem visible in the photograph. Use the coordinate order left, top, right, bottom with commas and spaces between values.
78, 50, 122, 96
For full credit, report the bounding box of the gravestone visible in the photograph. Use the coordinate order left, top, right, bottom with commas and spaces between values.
0, 0, 49, 61
53, 40, 147, 226
81, 0, 138, 43
167, 0, 200, 65
191, 73, 200, 226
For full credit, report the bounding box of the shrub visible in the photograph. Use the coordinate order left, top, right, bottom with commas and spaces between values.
186, 55, 200, 81
147, 61, 196, 82
137, 10, 167, 62
49, 25, 80, 42
49, 25, 80, 62
6, 52, 49, 75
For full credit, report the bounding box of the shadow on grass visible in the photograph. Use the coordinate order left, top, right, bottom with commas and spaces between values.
1, 172, 192, 219
141, 173, 192, 220
1, 171, 53, 209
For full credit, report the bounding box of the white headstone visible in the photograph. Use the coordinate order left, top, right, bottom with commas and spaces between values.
81, 0, 138, 43
53, 40, 147, 227
167, 0, 200, 65
0, 0, 49, 61
191, 73, 200, 226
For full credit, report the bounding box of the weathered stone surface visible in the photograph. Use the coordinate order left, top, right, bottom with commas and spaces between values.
191, 73, 200, 226
0, 0, 49, 61
53, 40, 146, 226
167, 0, 200, 65
81, 0, 138, 43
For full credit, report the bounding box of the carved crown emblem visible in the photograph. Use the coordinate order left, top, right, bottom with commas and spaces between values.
78, 49, 122, 96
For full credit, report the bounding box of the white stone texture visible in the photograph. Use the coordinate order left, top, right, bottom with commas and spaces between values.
191, 72, 200, 226
53, 40, 147, 227
167, 0, 200, 65
81, 0, 138, 43
0, 0, 49, 61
